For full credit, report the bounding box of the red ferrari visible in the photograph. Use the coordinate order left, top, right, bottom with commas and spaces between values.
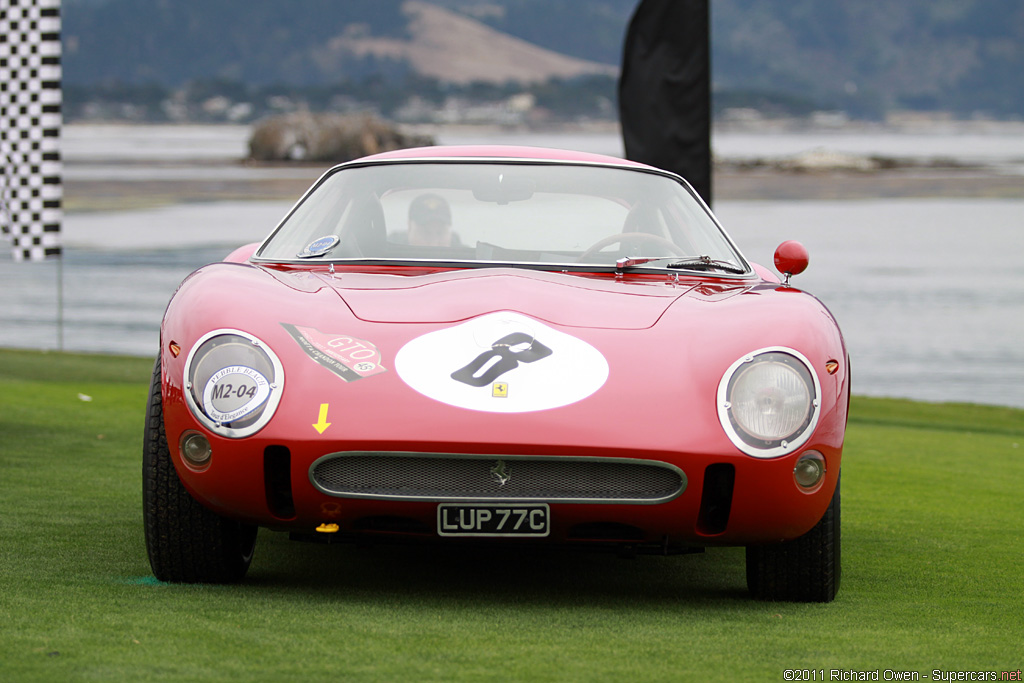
144, 146, 849, 601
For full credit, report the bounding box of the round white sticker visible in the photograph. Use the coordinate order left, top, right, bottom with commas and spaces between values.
202, 365, 272, 423
395, 312, 609, 413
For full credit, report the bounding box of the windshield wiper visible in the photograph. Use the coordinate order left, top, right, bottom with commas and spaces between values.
614, 256, 671, 271
613, 255, 746, 274
665, 256, 747, 274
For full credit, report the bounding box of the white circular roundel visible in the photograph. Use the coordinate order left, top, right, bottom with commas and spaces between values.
202, 365, 272, 423
396, 311, 609, 413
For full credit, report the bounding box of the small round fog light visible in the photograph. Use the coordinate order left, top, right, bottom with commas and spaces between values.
793, 452, 825, 489
180, 431, 212, 467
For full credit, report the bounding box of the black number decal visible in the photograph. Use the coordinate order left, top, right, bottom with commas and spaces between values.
451, 333, 553, 387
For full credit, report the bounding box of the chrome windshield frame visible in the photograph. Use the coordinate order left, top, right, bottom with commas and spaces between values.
250, 156, 754, 278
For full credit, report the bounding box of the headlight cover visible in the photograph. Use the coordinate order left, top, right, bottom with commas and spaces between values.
717, 347, 821, 458
183, 329, 284, 438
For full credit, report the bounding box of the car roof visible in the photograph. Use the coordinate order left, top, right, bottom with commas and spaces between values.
356, 144, 657, 170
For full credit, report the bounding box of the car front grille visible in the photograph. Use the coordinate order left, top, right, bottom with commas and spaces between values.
309, 452, 686, 504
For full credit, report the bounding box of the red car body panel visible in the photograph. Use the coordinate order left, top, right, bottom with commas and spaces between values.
364, 144, 656, 167
160, 256, 848, 548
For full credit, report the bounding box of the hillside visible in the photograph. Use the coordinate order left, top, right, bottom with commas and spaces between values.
321, 1, 616, 85
62, 0, 1024, 118
710, 0, 1024, 117
62, 0, 616, 86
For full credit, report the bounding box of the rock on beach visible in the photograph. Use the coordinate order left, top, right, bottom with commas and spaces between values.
248, 113, 434, 162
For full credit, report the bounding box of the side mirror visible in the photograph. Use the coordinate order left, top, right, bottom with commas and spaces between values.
774, 240, 809, 285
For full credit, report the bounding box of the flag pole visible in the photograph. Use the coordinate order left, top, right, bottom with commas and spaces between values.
57, 253, 64, 351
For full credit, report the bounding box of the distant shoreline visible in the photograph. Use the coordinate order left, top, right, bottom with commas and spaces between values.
62, 121, 1024, 212
63, 166, 1024, 214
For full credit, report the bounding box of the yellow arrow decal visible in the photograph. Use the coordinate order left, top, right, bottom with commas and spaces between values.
313, 403, 331, 434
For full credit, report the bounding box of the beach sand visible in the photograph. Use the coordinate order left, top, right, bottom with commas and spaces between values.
63, 165, 1024, 215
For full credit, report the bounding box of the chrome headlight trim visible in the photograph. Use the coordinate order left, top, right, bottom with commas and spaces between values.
183, 329, 285, 438
717, 346, 821, 458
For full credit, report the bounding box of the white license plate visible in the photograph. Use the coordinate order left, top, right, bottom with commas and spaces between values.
437, 504, 550, 537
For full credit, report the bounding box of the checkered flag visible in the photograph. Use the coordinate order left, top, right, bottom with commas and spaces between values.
0, 0, 62, 262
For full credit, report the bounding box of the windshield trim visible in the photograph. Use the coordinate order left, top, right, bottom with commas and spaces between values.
251, 156, 753, 277
266, 257, 757, 279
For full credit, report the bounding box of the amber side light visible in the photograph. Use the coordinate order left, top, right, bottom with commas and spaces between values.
169, 342, 181, 358
825, 360, 839, 375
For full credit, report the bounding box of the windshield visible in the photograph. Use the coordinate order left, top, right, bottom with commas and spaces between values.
255, 160, 749, 274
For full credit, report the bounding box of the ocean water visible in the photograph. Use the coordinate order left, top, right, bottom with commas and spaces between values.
3, 124, 1023, 409
715, 199, 1024, 409
61, 122, 1024, 170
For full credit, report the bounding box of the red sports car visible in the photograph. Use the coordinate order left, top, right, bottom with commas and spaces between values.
144, 145, 849, 601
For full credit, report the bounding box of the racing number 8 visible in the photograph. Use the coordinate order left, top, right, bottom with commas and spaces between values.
450, 333, 553, 387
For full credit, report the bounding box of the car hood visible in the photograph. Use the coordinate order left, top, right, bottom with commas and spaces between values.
307, 267, 747, 330
162, 262, 846, 457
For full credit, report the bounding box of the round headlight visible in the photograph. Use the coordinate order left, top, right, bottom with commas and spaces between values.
183, 329, 284, 438
730, 357, 811, 440
717, 348, 821, 458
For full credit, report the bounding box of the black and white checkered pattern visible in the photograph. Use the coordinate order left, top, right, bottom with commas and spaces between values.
0, 0, 62, 262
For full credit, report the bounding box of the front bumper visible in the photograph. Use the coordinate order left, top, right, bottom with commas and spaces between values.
168, 430, 841, 548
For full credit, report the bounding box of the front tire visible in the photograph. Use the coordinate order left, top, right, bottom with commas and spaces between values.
745, 477, 841, 602
143, 357, 257, 582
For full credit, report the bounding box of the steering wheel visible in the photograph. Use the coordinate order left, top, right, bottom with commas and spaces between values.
577, 232, 688, 262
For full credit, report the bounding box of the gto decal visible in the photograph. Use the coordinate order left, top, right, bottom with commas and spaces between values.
395, 311, 608, 413
282, 323, 386, 382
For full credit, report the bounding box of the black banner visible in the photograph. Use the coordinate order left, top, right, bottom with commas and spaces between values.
619, 0, 712, 206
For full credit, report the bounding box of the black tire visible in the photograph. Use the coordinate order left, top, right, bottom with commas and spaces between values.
143, 357, 257, 583
745, 477, 841, 602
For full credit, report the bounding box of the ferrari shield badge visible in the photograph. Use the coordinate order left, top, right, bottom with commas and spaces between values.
395, 311, 608, 413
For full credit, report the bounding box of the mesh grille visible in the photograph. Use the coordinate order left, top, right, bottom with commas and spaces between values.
310, 453, 685, 503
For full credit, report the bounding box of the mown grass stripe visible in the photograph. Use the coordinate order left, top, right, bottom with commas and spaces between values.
2, 348, 1022, 681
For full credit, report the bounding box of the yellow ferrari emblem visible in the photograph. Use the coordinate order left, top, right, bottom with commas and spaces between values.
492, 382, 508, 398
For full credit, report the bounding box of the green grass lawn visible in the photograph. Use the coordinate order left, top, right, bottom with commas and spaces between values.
2, 348, 1022, 682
